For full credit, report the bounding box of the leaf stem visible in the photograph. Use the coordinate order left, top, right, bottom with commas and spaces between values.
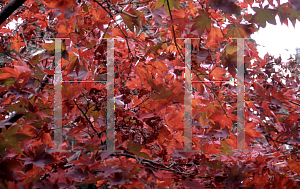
73, 99, 102, 138
165, 0, 185, 60
93, 0, 132, 57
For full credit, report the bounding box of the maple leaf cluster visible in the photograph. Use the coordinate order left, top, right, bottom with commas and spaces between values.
0, 0, 300, 188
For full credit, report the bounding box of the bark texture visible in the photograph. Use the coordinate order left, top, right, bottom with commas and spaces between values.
0, 0, 27, 26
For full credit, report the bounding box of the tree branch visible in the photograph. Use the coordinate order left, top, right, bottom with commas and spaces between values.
73, 99, 102, 138
165, 0, 185, 60
110, 152, 214, 179
93, 0, 132, 57
192, 69, 229, 117
0, 0, 27, 27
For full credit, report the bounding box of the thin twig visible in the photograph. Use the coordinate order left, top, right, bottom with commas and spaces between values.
165, 0, 185, 60
73, 99, 102, 138
117, 0, 151, 5
114, 9, 138, 18
20, 26, 28, 48
191, 69, 229, 117
93, 0, 132, 57
129, 95, 152, 110
98, 20, 112, 46
127, 36, 170, 58
0, 43, 34, 69
289, 101, 300, 107
111, 152, 216, 179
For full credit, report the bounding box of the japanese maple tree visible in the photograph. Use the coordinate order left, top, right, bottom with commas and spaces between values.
1, 0, 300, 188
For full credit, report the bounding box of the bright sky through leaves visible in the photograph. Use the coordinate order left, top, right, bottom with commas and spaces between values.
7, 1, 300, 63
249, 0, 300, 62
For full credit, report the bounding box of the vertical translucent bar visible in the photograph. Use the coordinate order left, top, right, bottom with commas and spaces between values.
54, 39, 62, 150
237, 38, 245, 150
184, 39, 192, 152
296, 48, 300, 80
106, 39, 115, 152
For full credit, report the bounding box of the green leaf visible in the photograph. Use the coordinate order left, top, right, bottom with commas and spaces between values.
250, 7, 277, 28
151, 88, 174, 100
224, 44, 237, 55
225, 25, 243, 38
128, 139, 151, 159
4, 106, 26, 114
30, 54, 43, 65
10, 133, 31, 143
191, 11, 213, 36
287, 7, 300, 28
167, 0, 180, 10
1, 125, 30, 140
154, 0, 165, 10
8, 143, 23, 155
120, 10, 142, 33
154, 0, 180, 12
0, 124, 30, 156
0, 77, 15, 86
164, 0, 180, 15
128, 139, 143, 153
224, 24, 256, 38
82, 3, 89, 12
121, 13, 135, 33
91, 111, 100, 123
1, 127, 7, 137
6, 125, 19, 138
219, 140, 234, 155
0, 147, 5, 157
135, 152, 151, 159
145, 43, 162, 56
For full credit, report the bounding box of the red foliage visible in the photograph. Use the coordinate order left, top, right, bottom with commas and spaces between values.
0, 0, 300, 188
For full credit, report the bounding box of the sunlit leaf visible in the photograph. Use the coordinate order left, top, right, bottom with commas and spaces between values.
250, 6, 277, 28
191, 11, 213, 36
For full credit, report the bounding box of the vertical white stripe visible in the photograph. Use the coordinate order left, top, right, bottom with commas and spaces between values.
184, 39, 192, 152
237, 38, 245, 150
106, 39, 115, 152
54, 39, 62, 150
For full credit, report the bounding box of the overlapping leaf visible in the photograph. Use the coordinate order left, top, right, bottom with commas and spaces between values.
191, 11, 213, 36
250, 6, 278, 28
128, 139, 151, 159
0, 125, 30, 156
208, 0, 241, 15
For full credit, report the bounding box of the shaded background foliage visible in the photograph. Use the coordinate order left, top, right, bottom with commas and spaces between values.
1, 0, 300, 188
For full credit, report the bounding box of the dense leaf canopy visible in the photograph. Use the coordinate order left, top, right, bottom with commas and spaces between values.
1, 0, 300, 188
